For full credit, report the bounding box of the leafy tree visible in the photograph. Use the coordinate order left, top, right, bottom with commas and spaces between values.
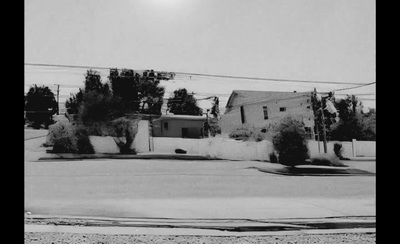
65, 88, 84, 114
84, 69, 110, 94
360, 108, 376, 141
65, 69, 110, 115
167, 88, 203, 115
330, 95, 365, 141
138, 77, 165, 115
78, 90, 117, 125
25, 85, 58, 129
108, 69, 165, 115
108, 69, 140, 112
210, 96, 220, 118
272, 116, 310, 167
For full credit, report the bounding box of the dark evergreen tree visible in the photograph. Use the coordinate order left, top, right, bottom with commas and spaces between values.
25, 85, 58, 128
330, 95, 365, 141
167, 88, 203, 115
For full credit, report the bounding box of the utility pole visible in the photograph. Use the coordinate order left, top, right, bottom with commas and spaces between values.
55, 84, 60, 115
312, 89, 321, 153
206, 109, 210, 138
320, 97, 328, 153
313, 88, 328, 153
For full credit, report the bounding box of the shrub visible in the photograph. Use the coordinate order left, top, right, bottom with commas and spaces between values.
269, 152, 278, 163
47, 121, 94, 154
272, 116, 309, 167
111, 117, 138, 154
333, 143, 343, 158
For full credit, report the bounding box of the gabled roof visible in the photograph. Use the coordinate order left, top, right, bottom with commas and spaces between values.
225, 90, 313, 108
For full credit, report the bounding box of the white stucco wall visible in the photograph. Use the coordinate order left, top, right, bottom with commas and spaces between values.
153, 138, 375, 161
89, 119, 375, 160
307, 141, 353, 159
132, 120, 151, 153
89, 136, 120, 154
152, 137, 273, 161
90, 120, 151, 154
354, 140, 376, 157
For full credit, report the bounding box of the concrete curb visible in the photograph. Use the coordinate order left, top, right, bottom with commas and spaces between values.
346, 157, 376, 161
24, 215, 376, 236
38, 153, 221, 161
24, 224, 376, 237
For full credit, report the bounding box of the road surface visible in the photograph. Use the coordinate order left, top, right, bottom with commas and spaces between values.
25, 158, 375, 220
25, 131, 375, 220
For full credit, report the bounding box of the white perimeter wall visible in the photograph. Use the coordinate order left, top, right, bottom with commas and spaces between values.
354, 140, 376, 157
132, 120, 150, 153
153, 137, 273, 161
308, 141, 353, 159
89, 119, 375, 160
90, 120, 151, 154
153, 138, 375, 161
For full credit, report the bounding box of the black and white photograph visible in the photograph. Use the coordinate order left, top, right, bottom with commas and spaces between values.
24, 0, 376, 243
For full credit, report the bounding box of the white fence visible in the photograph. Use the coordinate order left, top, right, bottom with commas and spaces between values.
88, 120, 375, 160
153, 137, 273, 161
89, 120, 150, 154
152, 137, 375, 160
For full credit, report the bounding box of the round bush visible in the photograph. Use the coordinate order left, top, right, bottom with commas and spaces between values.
47, 121, 94, 154
272, 116, 310, 167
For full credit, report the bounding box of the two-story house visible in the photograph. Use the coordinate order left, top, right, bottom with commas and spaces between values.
219, 90, 315, 138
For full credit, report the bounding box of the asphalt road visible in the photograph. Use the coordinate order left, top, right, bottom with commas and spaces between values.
25, 157, 375, 219
24, 130, 375, 220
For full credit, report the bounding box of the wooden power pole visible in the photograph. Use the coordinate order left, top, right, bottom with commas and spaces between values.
55, 84, 60, 115
313, 88, 328, 153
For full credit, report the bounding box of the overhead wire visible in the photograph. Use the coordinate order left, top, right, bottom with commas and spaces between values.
25, 62, 373, 86
25, 62, 376, 106
330, 82, 376, 92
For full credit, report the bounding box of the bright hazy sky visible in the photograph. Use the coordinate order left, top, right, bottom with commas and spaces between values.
25, 0, 375, 110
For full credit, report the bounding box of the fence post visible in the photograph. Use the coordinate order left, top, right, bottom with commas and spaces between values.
352, 139, 357, 157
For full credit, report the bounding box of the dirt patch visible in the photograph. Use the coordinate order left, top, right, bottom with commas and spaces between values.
24, 232, 376, 244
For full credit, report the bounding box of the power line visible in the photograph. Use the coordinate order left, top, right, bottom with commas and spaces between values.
335, 93, 375, 96
25, 62, 372, 86
174, 72, 368, 86
25, 62, 115, 71
330, 82, 376, 92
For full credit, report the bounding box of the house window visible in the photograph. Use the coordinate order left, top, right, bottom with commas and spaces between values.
240, 106, 245, 124
279, 107, 286, 112
163, 122, 168, 130
263, 106, 268, 120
